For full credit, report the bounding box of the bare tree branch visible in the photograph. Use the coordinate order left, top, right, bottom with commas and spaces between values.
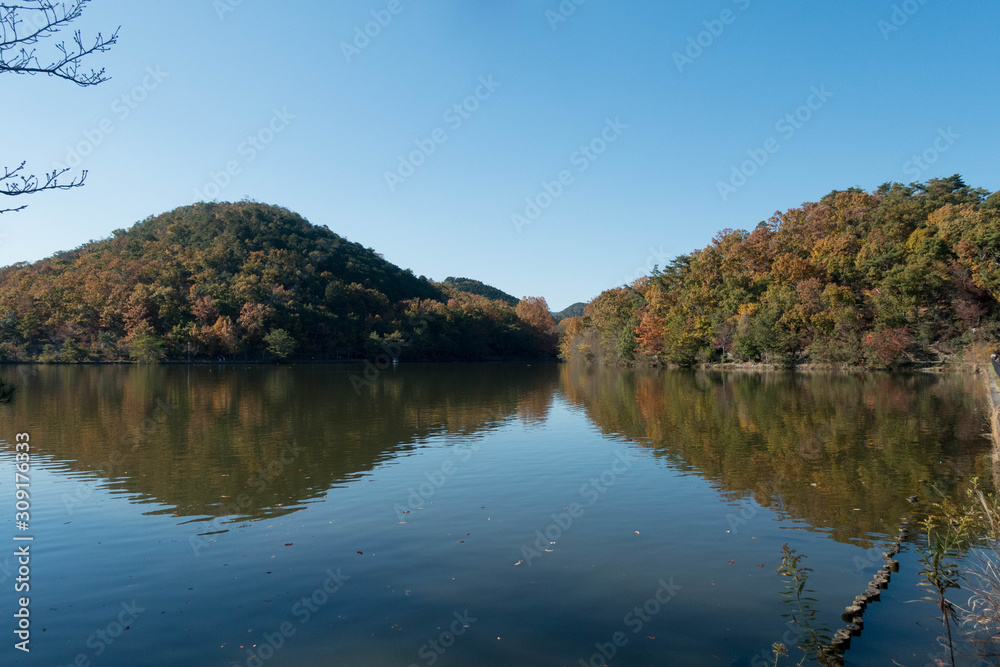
1, 161, 87, 212
1, 1, 118, 86
0, 1, 116, 213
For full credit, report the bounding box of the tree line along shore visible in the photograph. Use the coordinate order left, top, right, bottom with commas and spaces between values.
0, 175, 997, 369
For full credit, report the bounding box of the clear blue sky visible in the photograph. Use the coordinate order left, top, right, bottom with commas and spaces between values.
3, 0, 998, 311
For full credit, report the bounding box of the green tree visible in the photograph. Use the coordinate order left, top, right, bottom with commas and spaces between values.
264, 329, 297, 359
127, 323, 165, 364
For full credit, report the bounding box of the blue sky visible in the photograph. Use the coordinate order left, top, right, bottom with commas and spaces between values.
3, 0, 998, 311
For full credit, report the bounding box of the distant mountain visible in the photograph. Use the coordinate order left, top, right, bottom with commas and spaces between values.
441, 277, 519, 306
553, 302, 586, 321
0, 202, 554, 362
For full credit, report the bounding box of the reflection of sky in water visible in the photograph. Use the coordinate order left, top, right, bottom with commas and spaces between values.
0, 364, 991, 665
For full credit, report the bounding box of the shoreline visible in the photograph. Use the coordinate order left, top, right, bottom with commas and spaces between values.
985, 360, 1000, 454
0, 357, 558, 367
0, 358, 976, 370
639, 359, 975, 373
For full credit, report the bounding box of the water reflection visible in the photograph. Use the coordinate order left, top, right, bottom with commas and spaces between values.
1, 364, 991, 540
0, 364, 558, 520
560, 366, 994, 542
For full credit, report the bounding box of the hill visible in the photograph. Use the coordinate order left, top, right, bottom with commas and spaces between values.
0, 202, 556, 362
561, 175, 1000, 367
440, 277, 519, 306
553, 302, 586, 321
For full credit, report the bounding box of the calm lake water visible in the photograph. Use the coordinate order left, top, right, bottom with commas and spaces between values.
0, 364, 995, 666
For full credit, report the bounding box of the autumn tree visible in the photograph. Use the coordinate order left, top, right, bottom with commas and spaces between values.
584, 286, 647, 364
0, 202, 561, 362
558, 316, 587, 361
1, 0, 118, 212
516, 296, 557, 355
560, 176, 1000, 368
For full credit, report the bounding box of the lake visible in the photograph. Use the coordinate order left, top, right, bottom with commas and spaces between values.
0, 363, 994, 666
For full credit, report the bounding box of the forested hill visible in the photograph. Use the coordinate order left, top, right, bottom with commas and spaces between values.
0, 202, 557, 362
562, 176, 1000, 368
441, 277, 519, 306
553, 302, 586, 322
